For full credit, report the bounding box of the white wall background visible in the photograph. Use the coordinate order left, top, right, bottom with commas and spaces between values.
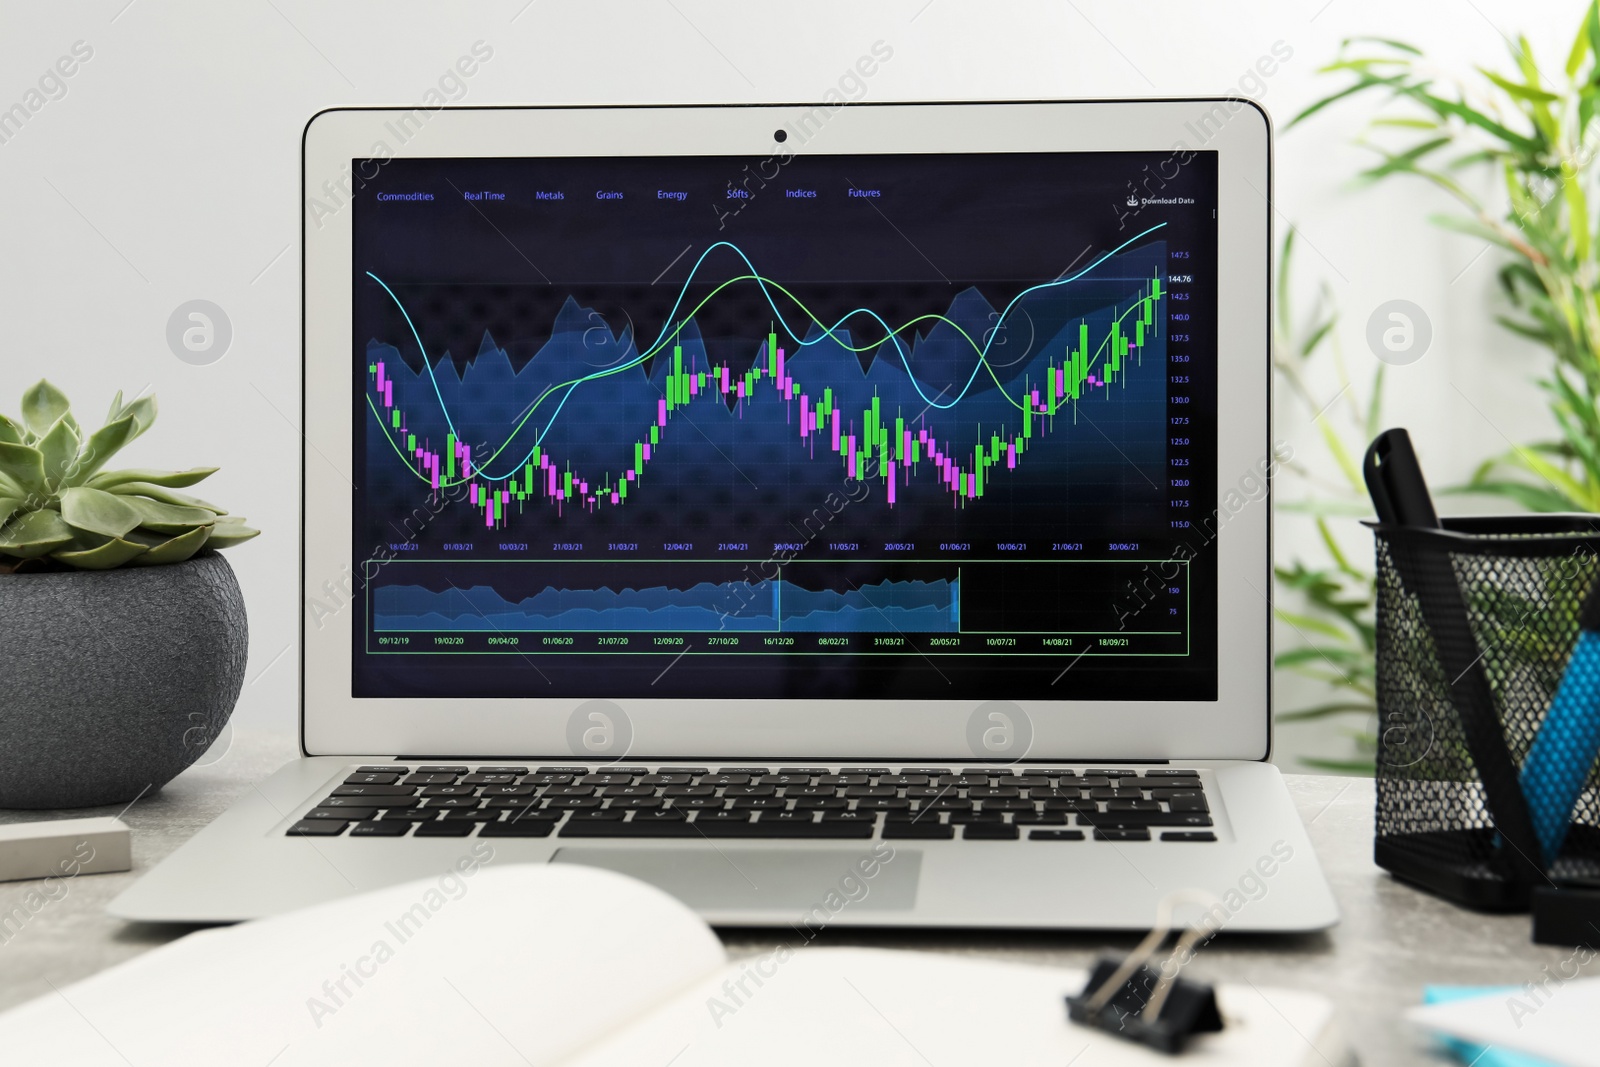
0, 0, 1576, 767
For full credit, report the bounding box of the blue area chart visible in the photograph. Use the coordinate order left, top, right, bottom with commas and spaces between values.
362, 237, 1169, 534
372, 577, 961, 633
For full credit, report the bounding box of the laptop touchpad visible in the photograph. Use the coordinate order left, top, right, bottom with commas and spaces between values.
550, 848, 921, 913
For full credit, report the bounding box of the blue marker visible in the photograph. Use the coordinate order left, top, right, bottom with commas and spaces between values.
1522, 577, 1600, 865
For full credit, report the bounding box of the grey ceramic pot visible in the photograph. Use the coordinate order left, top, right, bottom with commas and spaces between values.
0, 551, 248, 809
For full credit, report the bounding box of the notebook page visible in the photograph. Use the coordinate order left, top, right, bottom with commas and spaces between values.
561, 946, 1348, 1067
0, 861, 726, 1066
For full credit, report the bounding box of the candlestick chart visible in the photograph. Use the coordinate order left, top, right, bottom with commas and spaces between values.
361, 231, 1170, 542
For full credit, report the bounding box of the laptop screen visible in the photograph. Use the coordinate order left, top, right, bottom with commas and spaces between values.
350, 149, 1218, 703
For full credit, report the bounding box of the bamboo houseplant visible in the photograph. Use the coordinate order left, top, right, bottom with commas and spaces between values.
0, 381, 258, 808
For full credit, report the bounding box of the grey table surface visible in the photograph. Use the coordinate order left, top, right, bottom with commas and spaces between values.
0, 729, 1572, 1066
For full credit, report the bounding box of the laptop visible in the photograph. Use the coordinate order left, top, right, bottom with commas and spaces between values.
111, 100, 1338, 931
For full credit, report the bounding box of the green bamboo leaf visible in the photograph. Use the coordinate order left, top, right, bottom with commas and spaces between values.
0, 442, 47, 494
1357, 136, 1454, 181
1480, 69, 1560, 104
1445, 478, 1579, 512
128, 524, 212, 565
105, 482, 225, 513
1299, 316, 1337, 358
60, 413, 138, 488
1287, 73, 1408, 128
120, 496, 216, 532
35, 416, 79, 491
1275, 608, 1352, 642
204, 521, 259, 548
86, 466, 218, 491
1276, 646, 1370, 667
1567, 5, 1592, 77
50, 535, 150, 569
1276, 702, 1376, 722
58, 486, 142, 538
0, 509, 74, 556
1399, 84, 1543, 154
1345, 36, 1423, 55
1370, 117, 1440, 129
19, 380, 70, 437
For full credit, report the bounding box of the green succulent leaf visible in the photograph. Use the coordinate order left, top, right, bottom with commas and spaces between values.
121, 496, 217, 532
87, 466, 218, 491
0, 383, 254, 568
128, 524, 212, 565
205, 521, 260, 548
36, 416, 80, 490
20, 380, 71, 438
58, 486, 143, 538
117, 395, 157, 442
61, 414, 138, 488
0, 442, 47, 494
0, 509, 75, 557
105, 481, 225, 513
50, 535, 150, 569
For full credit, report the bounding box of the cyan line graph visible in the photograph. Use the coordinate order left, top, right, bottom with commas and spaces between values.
364, 221, 1168, 483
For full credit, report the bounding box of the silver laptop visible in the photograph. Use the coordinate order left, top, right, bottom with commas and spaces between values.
111, 100, 1338, 931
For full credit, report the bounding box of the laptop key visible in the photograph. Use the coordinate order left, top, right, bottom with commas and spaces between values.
356, 765, 410, 774
288, 819, 347, 837
1094, 829, 1152, 842
1106, 799, 1162, 811
480, 821, 555, 838
420, 785, 478, 797
963, 824, 1020, 840
630, 808, 687, 822
349, 820, 410, 837
536, 766, 589, 774
790, 796, 848, 810
838, 767, 891, 775
320, 794, 420, 810
523, 773, 574, 786
1161, 831, 1218, 842
1168, 796, 1210, 813
382, 809, 443, 821
425, 797, 483, 809
402, 773, 462, 786
853, 798, 910, 810
878, 775, 930, 787
703, 774, 751, 787
461, 773, 519, 786
728, 797, 785, 810
1030, 829, 1087, 841
947, 811, 1004, 824
480, 785, 538, 797
414, 821, 475, 837
304, 806, 371, 821
1011, 811, 1068, 825
717, 767, 771, 774
331, 783, 417, 797
1143, 769, 1201, 777
344, 772, 402, 786
640, 774, 693, 785
608, 797, 665, 809
567, 809, 627, 822
844, 786, 897, 798
418, 766, 469, 774
882, 822, 954, 840
1082, 813, 1213, 829
1125, 777, 1201, 791
476, 766, 529, 775
668, 796, 725, 809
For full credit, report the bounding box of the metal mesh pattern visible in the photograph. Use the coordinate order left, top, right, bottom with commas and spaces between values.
1372, 518, 1600, 910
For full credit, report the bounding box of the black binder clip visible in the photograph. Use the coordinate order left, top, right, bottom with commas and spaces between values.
1065, 891, 1225, 1055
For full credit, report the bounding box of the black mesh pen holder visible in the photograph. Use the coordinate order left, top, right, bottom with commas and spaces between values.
1371, 514, 1600, 911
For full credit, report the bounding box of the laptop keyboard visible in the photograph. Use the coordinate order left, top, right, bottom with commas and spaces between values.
287, 766, 1216, 843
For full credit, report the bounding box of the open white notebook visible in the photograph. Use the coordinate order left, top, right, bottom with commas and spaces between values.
1, 858, 1347, 1065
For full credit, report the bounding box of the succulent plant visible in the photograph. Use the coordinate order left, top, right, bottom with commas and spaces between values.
0, 380, 258, 571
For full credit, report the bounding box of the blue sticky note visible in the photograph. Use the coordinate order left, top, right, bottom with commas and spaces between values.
1422, 987, 1562, 1067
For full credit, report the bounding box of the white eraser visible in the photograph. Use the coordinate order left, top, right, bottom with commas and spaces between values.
0, 816, 132, 883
